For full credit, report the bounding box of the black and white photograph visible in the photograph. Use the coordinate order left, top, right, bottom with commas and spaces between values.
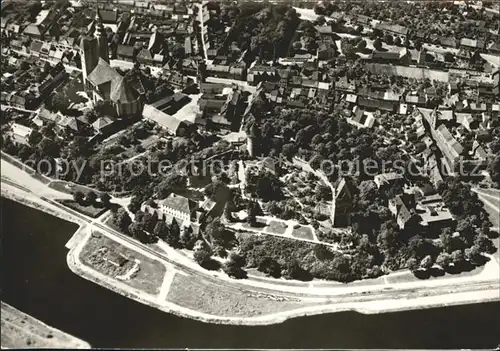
0, 0, 499, 349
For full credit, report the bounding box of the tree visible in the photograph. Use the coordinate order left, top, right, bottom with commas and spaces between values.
443, 52, 455, 62
258, 256, 281, 277
205, 218, 226, 246
128, 222, 148, 243
166, 220, 181, 247
128, 196, 142, 213
193, 240, 212, 267
356, 39, 367, 50
180, 226, 197, 249
246, 201, 259, 226
141, 212, 157, 233
394, 36, 402, 46
465, 245, 481, 263
407, 257, 419, 272
283, 259, 303, 280
100, 193, 111, 207
436, 252, 452, 268
414, 39, 422, 51
420, 254, 434, 269
73, 191, 85, 204
474, 234, 495, 254
451, 250, 464, 265
314, 244, 333, 260
488, 155, 500, 187
113, 208, 132, 233
28, 130, 42, 146
373, 38, 383, 51
223, 251, 247, 278
439, 228, 454, 253
153, 221, 169, 240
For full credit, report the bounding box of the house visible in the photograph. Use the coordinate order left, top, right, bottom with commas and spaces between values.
434, 124, 464, 173
10, 123, 32, 145
405, 93, 427, 106
416, 194, 455, 232
357, 97, 395, 112
85, 58, 142, 117
117, 45, 135, 61
98, 9, 118, 24
389, 194, 419, 230
347, 107, 375, 129
198, 93, 226, 113
142, 193, 208, 228
374, 172, 404, 189
92, 116, 116, 134
487, 41, 500, 54
456, 113, 477, 131
460, 38, 485, 50
222, 130, 247, 145
368, 49, 409, 64
373, 22, 408, 39
143, 103, 193, 135
439, 37, 458, 48
317, 42, 337, 60
332, 177, 356, 226
136, 48, 153, 65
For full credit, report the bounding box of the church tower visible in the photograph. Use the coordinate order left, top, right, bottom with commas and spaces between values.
95, 11, 109, 63
80, 36, 99, 89
247, 123, 260, 158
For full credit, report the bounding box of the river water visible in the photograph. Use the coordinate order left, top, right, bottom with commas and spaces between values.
1, 197, 499, 349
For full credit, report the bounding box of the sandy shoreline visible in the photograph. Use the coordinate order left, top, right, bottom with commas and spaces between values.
1, 302, 90, 349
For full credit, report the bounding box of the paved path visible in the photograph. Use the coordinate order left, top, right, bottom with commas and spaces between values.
158, 268, 177, 302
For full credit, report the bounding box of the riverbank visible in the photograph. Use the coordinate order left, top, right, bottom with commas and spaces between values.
2, 182, 499, 326
1, 302, 90, 349
66, 224, 500, 326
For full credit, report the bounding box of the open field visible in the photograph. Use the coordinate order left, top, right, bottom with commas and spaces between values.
291, 226, 314, 240
79, 232, 166, 295
1, 302, 89, 349
166, 273, 311, 318
57, 199, 108, 218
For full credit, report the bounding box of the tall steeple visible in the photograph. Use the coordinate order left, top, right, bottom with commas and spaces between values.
95, 10, 109, 63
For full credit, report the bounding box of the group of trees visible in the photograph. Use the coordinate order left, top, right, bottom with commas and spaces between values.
111, 206, 198, 246
245, 168, 283, 202
238, 232, 379, 282
73, 190, 111, 207
224, 4, 301, 61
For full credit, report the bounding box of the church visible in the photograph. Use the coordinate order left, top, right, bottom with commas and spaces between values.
80, 12, 142, 118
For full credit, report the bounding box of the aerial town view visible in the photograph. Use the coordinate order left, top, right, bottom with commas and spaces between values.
1, 0, 499, 349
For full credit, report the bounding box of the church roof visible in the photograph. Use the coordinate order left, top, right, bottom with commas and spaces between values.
110, 76, 138, 103
92, 116, 115, 130
158, 193, 198, 217
87, 58, 120, 86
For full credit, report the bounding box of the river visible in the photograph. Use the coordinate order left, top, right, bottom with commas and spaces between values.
1, 197, 499, 349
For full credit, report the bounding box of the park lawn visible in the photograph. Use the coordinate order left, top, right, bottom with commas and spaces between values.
57, 199, 107, 218
265, 220, 288, 235
49, 180, 103, 196
166, 273, 309, 317
79, 232, 166, 295
291, 226, 315, 241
